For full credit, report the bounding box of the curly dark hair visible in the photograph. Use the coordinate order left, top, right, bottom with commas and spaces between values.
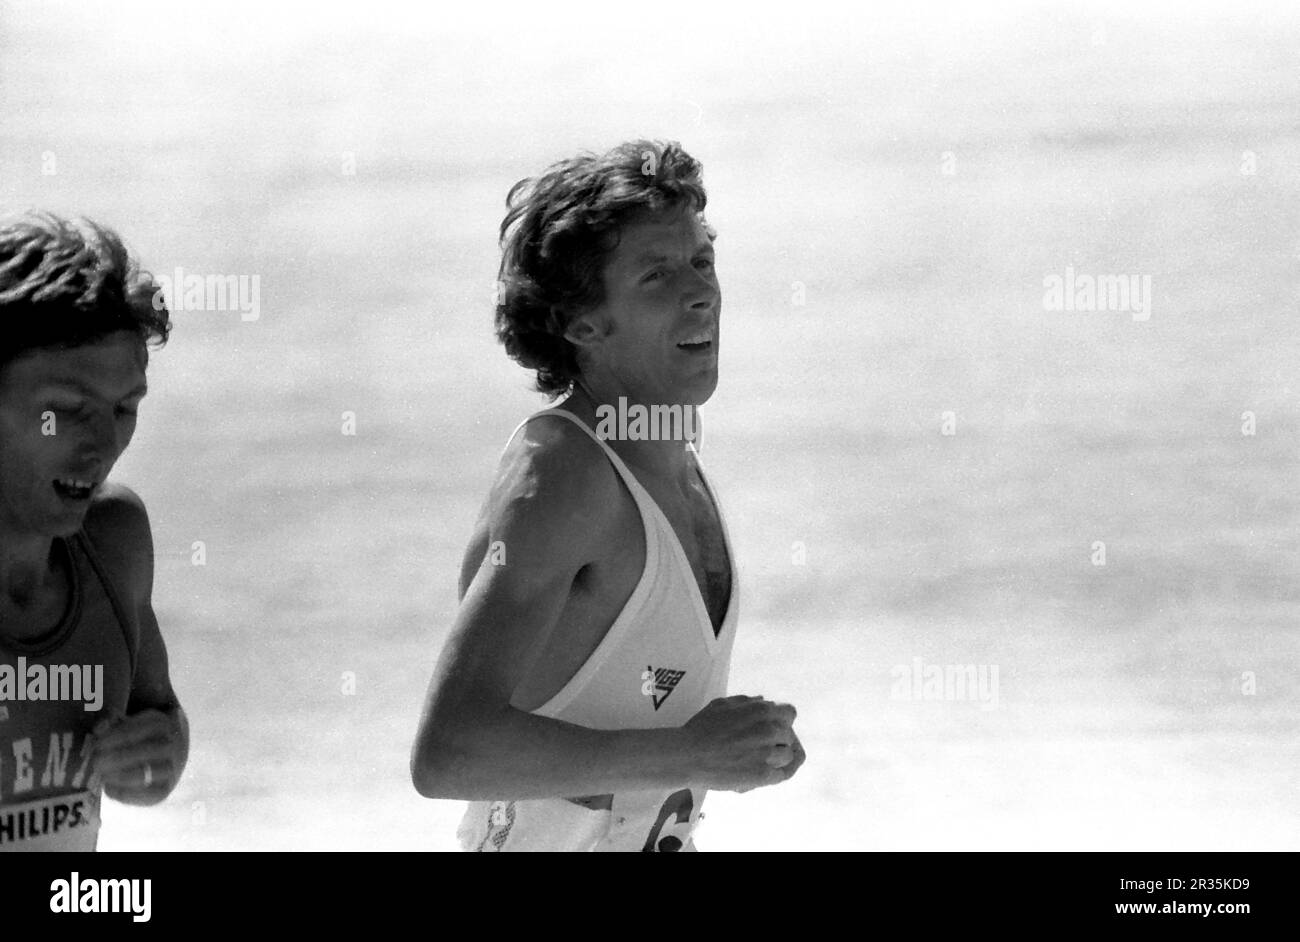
494, 140, 713, 397
0, 212, 171, 369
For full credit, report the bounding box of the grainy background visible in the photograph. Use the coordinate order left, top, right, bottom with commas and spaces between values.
1, 0, 1295, 849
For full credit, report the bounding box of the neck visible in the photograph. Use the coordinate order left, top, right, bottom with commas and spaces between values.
0, 527, 57, 609
564, 378, 700, 482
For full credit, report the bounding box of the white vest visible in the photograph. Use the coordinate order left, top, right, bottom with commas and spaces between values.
458, 409, 738, 851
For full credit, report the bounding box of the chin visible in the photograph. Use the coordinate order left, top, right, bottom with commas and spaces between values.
686, 374, 719, 407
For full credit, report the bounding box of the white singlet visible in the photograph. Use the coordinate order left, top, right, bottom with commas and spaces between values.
457, 408, 739, 852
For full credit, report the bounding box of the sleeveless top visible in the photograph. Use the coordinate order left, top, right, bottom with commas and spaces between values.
458, 408, 739, 852
0, 532, 137, 851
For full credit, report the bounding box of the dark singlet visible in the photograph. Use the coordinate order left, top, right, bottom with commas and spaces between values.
0, 532, 137, 851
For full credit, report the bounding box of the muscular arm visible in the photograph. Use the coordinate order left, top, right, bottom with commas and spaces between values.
411, 425, 696, 801
85, 485, 189, 805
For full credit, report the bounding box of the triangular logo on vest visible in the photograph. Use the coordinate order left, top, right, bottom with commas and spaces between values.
646, 665, 686, 710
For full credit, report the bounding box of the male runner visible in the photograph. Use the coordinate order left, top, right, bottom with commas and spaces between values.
411, 141, 803, 851
0, 213, 189, 850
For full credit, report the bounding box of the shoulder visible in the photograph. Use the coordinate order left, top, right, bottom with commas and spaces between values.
497, 414, 623, 518
487, 413, 626, 559
84, 482, 152, 543
81, 482, 154, 593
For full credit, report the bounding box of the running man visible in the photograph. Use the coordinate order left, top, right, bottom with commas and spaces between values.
411, 140, 803, 851
0, 214, 189, 850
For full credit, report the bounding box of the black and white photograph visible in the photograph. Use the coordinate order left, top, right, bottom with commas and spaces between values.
0, 0, 1295, 883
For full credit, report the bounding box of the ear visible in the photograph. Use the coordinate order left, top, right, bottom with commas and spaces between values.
561, 306, 607, 351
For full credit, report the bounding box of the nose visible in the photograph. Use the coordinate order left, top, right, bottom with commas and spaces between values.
77, 410, 122, 470
683, 267, 718, 312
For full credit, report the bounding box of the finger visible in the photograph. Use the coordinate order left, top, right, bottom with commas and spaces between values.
94, 742, 176, 777
97, 708, 172, 734
91, 715, 124, 738
94, 734, 174, 768
766, 744, 793, 768
101, 757, 170, 790
754, 703, 795, 730
103, 783, 161, 804
790, 735, 808, 768
94, 736, 175, 766
764, 719, 794, 749
94, 717, 176, 753
94, 716, 172, 746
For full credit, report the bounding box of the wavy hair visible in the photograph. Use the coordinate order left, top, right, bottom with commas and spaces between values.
0, 212, 170, 369
494, 140, 712, 397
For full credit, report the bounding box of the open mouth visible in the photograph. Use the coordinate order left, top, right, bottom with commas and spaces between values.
52, 478, 98, 501
676, 328, 715, 353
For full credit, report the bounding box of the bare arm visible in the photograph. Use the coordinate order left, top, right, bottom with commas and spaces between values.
411, 425, 799, 800
85, 485, 189, 805
412, 427, 697, 799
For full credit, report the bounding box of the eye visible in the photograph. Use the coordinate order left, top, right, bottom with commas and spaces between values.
115, 405, 138, 418
694, 257, 715, 271
641, 269, 665, 284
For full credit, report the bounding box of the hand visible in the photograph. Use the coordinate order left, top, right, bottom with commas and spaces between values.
682, 695, 798, 794
92, 708, 186, 805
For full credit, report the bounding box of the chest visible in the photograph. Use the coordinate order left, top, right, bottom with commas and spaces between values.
1, 610, 134, 804
641, 474, 732, 634
0, 559, 72, 643
507, 470, 733, 713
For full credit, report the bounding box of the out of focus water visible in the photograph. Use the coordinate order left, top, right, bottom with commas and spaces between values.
1, 0, 1296, 849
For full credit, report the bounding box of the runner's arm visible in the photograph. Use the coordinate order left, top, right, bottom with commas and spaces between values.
85, 485, 189, 804
411, 433, 695, 800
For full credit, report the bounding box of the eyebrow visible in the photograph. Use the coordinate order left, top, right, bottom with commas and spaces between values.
631, 244, 716, 266
41, 378, 148, 399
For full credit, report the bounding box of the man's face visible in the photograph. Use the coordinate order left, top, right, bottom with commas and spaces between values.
575, 208, 721, 406
0, 331, 147, 539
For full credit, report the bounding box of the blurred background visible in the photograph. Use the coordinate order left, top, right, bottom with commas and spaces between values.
0, 0, 1295, 850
